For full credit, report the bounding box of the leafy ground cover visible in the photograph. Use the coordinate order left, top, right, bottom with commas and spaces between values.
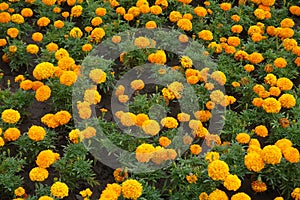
0, 0, 300, 199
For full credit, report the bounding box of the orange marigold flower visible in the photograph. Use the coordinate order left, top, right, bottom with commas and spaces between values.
32, 32, 43, 42
28, 125, 46, 141
275, 138, 293, 152
145, 20, 157, 29
177, 18, 192, 31
36, 149, 59, 168
274, 57, 287, 68
32, 81, 44, 91
46, 42, 59, 52
120, 112, 136, 127
89, 69, 106, 84
231, 193, 251, 200
236, 133, 251, 144
251, 180, 267, 192
71, 5, 82, 17
0, 12, 11, 23
4, 127, 21, 141
54, 110, 72, 125
121, 179, 142, 199
33, 62, 56, 80
247, 52, 264, 64
130, 79, 144, 90
95, 7, 106, 16
283, 147, 299, 163
37, 17, 50, 27
289, 5, 300, 16
136, 143, 155, 162
244, 152, 265, 172
207, 160, 229, 181
51, 181, 69, 198
35, 85, 51, 102
142, 120, 160, 136
262, 145, 282, 165
276, 77, 293, 91
159, 136, 171, 147
2, 109, 20, 124
198, 30, 213, 41
161, 117, 178, 128
20, 80, 33, 90
223, 174, 241, 191
113, 168, 128, 182
7, 27, 19, 38
208, 189, 228, 200
278, 93, 296, 109
59, 71, 77, 86
190, 144, 202, 155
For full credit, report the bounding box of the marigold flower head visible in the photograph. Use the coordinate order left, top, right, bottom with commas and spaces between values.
290, 6, 300, 16
51, 181, 69, 198
278, 94, 296, 109
262, 97, 281, 113
223, 174, 241, 191
231, 192, 251, 200
84, 89, 101, 104
100, 183, 121, 200
283, 147, 299, 163
190, 144, 202, 155
29, 167, 49, 181
28, 125, 46, 141
136, 143, 155, 162
208, 189, 228, 200
95, 7, 106, 16
177, 18, 192, 31
148, 50, 167, 65
120, 112, 136, 127
54, 110, 72, 125
251, 180, 267, 192
207, 160, 229, 181
7, 27, 19, 38
0, 12, 11, 23
36, 149, 58, 168
116, 7, 126, 15
236, 133, 251, 144
210, 90, 226, 105
121, 179, 143, 199
194, 6, 207, 17
264, 73, 277, 86
59, 71, 77, 86
11, 14, 24, 24
71, 5, 82, 17
142, 119, 160, 136
244, 152, 264, 172
282, 38, 297, 51
276, 77, 293, 91
275, 138, 293, 153
14, 187, 25, 197
90, 27, 105, 43
82, 43, 93, 52
37, 17, 50, 27
262, 145, 282, 165
2, 109, 20, 124
41, 114, 60, 128
33, 62, 56, 80
220, 2, 231, 11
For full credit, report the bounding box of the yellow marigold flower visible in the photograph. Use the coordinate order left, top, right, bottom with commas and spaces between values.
0, 38, 7, 47
99, 183, 121, 200
33, 62, 55, 80
283, 147, 299, 163
178, 0, 192, 4
283, 38, 297, 51
69, 27, 83, 38
274, 197, 284, 200
116, 7, 126, 15
7, 27, 19, 38
142, 119, 160, 136
0, 2, 9, 10
88, 69, 106, 84
198, 192, 209, 200
46, 42, 59, 52
69, 129, 80, 143
180, 56, 193, 68
277, 77, 293, 91
121, 179, 143, 199
29, 167, 49, 181
14, 186, 25, 196
275, 138, 293, 152
244, 152, 264, 172
26, 44, 39, 54
207, 160, 229, 181
28, 125, 46, 141
223, 174, 241, 191
211, 71, 226, 85
278, 94, 296, 109
80, 188, 93, 198
120, 112, 136, 127
91, 16, 102, 26
264, 73, 277, 86
292, 188, 300, 200
274, 57, 287, 68
0, 137, 4, 147
280, 18, 295, 28
4, 127, 21, 141
177, 18, 192, 31
169, 11, 182, 22
210, 90, 226, 105
90, 27, 105, 43
136, 143, 155, 162
135, 113, 149, 127
231, 192, 251, 200
134, 37, 150, 49
227, 36, 240, 47
58, 56, 75, 70
262, 97, 281, 113
177, 112, 190, 122
130, 79, 144, 90
11, 14, 24, 24
262, 145, 282, 165
208, 189, 228, 200
198, 30, 214, 41
194, 6, 207, 17
38, 196, 53, 200
32, 32, 43, 42
159, 136, 171, 147
51, 181, 69, 198
160, 117, 178, 128
150, 5, 162, 15
84, 89, 101, 104
2, 109, 20, 124
128, 6, 140, 17
220, 2, 231, 11
42, 0, 56, 6
59, 71, 77, 86
71, 5, 82, 17
186, 173, 197, 184
231, 25, 243, 34
35, 85, 51, 102
36, 150, 58, 168
251, 180, 267, 192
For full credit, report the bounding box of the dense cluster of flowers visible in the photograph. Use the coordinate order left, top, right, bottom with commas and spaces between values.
0, 0, 300, 199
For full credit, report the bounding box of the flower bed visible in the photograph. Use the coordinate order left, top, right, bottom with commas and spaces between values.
0, 0, 300, 199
